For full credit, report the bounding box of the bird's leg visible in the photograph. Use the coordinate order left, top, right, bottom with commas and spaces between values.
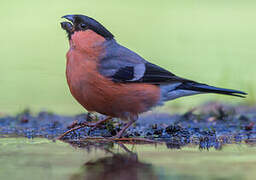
66, 112, 94, 129
82, 116, 112, 127
57, 116, 112, 140
109, 115, 158, 143
114, 118, 136, 138
86, 112, 93, 121
86, 116, 113, 135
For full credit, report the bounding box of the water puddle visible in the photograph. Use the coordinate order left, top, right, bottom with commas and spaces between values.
1, 138, 256, 180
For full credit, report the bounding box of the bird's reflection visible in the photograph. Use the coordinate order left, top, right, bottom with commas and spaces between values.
67, 140, 158, 180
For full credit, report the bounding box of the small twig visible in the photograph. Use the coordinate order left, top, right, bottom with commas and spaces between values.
108, 137, 160, 143
57, 117, 112, 140
57, 123, 88, 140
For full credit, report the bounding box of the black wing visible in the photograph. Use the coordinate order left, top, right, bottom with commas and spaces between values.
110, 62, 191, 84
99, 40, 192, 84
111, 66, 135, 82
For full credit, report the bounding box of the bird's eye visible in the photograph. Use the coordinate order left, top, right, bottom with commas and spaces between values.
79, 23, 87, 30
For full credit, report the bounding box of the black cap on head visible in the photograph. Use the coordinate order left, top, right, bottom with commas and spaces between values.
61, 14, 114, 40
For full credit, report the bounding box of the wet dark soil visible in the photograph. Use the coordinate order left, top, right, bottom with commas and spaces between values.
1, 102, 255, 149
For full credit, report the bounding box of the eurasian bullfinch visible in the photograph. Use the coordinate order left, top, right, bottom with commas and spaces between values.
60, 14, 246, 139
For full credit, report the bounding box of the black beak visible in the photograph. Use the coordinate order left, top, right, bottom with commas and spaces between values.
61, 15, 75, 23
60, 21, 73, 32
61, 15, 75, 33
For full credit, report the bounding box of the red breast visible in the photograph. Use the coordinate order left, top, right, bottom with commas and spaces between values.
66, 30, 161, 120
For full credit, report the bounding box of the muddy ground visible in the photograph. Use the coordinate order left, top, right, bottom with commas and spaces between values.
1, 102, 255, 149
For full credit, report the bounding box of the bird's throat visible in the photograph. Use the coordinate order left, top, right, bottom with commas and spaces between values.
69, 30, 106, 55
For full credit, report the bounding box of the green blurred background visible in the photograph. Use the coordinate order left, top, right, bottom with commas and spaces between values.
0, 0, 255, 115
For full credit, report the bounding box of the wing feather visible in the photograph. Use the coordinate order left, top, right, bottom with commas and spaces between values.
99, 40, 192, 84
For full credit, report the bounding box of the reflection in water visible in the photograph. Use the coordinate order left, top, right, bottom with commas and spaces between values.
63, 139, 256, 180
68, 141, 158, 180
66, 138, 251, 180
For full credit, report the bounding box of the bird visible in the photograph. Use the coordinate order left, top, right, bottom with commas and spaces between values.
60, 14, 247, 139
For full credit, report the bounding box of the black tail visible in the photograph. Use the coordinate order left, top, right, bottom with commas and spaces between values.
177, 82, 247, 98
